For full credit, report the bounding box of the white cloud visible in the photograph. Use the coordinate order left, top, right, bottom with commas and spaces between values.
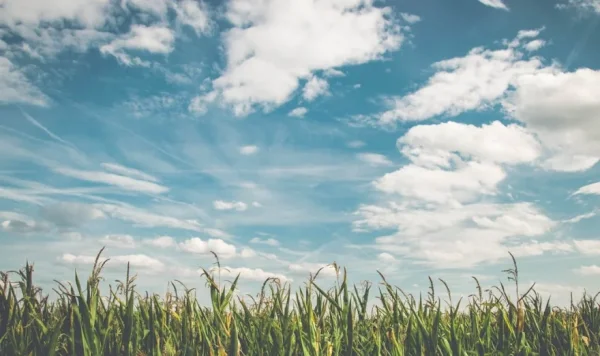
194, 0, 404, 116
357, 153, 393, 167
355, 202, 557, 268
143, 236, 176, 248
61, 253, 164, 271
347, 140, 366, 148
125, 0, 169, 16
575, 265, 600, 275
178, 237, 237, 258
240, 247, 257, 258
239, 145, 259, 155
574, 182, 600, 196
0, 0, 208, 63
523, 39, 545, 52
100, 234, 136, 248
374, 162, 505, 205
356, 202, 554, 238
204, 228, 232, 239
542, 154, 599, 172
96, 204, 204, 232
1, 219, 44, 233
323, 68, 345, 77
10, 27, 112, 59
101, 163, 159, 182
478, 0, 509, 10
0, 187, 47, 205
188, 90, 217, 115
213, 200, 248, 211
400, 13, 421, 24
100, 25, 175, 66
398, 121, 541, 168
250, 237, 280, 246
302, 76, 329, 101
211, 266, 290, 283
507, 68, 600, 171
288, 262, 338, 278
558, 0, 600, 13
377, 252, 396, 263
40, 202, 105, 227
509, 241, 573, 257
573, 240, 600, 255
172, 0, 211, 35
251, 201, 262, 208
0, 57, 48, 106
54, 167, 168, 194
369, 31, 548, 125
288, 107, 308, 118
0, 0, 112, 29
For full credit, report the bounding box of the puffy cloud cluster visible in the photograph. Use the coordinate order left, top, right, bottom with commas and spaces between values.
191, 0, 414, 116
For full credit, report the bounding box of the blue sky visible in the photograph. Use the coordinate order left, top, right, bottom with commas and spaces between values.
1, 0, 600, 305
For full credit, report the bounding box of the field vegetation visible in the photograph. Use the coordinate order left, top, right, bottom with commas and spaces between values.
1, 249, 599, 355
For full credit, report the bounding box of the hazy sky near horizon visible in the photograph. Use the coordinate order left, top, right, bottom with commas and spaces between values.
1, 0, 600, 305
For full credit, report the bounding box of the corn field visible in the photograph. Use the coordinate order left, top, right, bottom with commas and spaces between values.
1, 250, 599, 355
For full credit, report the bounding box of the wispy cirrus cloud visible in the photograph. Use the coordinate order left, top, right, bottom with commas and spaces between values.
53, 167, 168, 194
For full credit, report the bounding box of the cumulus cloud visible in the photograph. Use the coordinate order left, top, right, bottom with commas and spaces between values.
302, 76, 329, 101
506, 68, 600, 171
213, 200, 248, 211
398, 121, 542, 168
0, 0, 112, 29
374, 161, 505, 205
360, 29, 600, 173
192, 0, 405, 116
171, 0, 211, 35
367, 32, 548, 125
355, 201, 558, 268
178, 237, 237, 258
288, 107, 308, 118
100, 25, 175, 66
0, 0, 209, 66
240, 248, 257, 258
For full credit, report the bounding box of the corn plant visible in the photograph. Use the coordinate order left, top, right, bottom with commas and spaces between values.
1, 249, 599, 355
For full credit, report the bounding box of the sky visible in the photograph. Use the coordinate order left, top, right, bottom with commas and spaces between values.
1, 0, 600, 306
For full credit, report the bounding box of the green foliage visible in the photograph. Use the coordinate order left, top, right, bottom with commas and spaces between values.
1, 249, 599, 355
